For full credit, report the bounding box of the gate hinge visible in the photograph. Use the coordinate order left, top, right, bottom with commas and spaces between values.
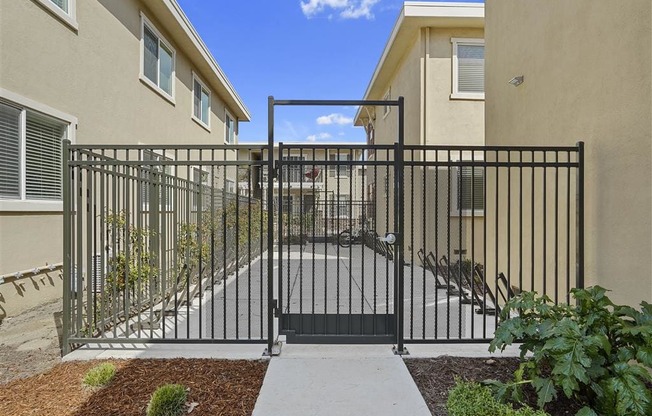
272, 299, 279, 317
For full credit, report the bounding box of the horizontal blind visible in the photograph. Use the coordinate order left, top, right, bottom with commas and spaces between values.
459, 166, 484, 210
0, 102, 21, 199
25, 111, 66, 200
458, 44, 484, 93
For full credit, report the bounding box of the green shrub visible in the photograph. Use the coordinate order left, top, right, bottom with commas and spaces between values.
488, 286, 652, 416
82, 362, 116, 388
146, 384, 187, 416
447, 380, 548, 416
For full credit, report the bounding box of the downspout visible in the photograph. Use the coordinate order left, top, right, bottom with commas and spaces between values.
421, 27, 430, 147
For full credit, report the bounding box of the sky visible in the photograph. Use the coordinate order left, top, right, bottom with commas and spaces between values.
176, 0, 483, 144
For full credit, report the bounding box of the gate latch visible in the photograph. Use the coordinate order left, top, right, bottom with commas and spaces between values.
378, 233, 398, 245
272, 299, 279, 317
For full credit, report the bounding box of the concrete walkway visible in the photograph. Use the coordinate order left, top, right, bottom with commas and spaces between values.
252, 345, 431, 416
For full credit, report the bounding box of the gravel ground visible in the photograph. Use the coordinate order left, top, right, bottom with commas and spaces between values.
0, 298, 63, 384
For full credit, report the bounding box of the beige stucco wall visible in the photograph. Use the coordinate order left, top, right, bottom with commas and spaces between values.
369, 26, 485, 261
0, 0, 243, 317
485, 0, 652, 305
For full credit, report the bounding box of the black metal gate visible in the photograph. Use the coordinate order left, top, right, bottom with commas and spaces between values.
269, 98, 406, 347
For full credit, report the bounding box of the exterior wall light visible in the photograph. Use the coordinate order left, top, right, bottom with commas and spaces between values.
508, 75, 524, 87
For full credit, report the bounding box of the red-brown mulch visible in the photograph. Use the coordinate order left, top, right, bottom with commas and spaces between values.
405, 356, 583, 416
0, 358, 268, 416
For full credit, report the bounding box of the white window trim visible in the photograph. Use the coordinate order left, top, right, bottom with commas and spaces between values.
191, 71, 211, 131
35, 0, 78, 31
0, 89, 77, 212
224, 110, 236, 144
139, 12, 176, 105
451, 38, 485, 101
140, 149, 176, 212
382, 89, 391, 119
449, 164, 485, 218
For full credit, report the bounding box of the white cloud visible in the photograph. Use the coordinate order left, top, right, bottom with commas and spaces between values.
306, 132, 333, 142
316, 113, 354, 125
300, 0, 379, 20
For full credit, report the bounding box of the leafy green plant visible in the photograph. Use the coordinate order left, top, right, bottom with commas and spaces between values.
447, 379, 548, 416
105, 211, 158, 291
488, 286, 652, 415
146, 384, 188, 416
82, 362, 116, 388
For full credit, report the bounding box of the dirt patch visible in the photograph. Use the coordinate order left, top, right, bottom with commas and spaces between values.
0, 298, 63, 383
0, 358, 268, 416
405, 356, 583, 416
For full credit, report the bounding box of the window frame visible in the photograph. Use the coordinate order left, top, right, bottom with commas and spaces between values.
140, 149, 175, 212
35, 0, 78, 31
140, 12, 176, 104
382, 89, 391, 118
451, 38, 485, 101
450, 164, 485, 217
0, 89, 77, 212
191, 72, 211, 131
224, 110, 236, 144
329, 152, 351, 178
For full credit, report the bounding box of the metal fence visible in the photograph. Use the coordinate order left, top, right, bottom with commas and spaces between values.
63, 144, 272, 353
62, 98, 584, 354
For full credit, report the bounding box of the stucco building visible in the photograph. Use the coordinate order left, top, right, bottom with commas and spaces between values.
355, 2, 485, 263
0, 0, 250, 318
484, 0, 651, 305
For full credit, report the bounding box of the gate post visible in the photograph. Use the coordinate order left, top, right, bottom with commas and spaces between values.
393, 96, 408, 355
576, 141, 584, 290
265, 96, 277, 356
62, 139, 72, 356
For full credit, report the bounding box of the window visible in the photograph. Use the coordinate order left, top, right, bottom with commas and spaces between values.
35, 0, 77, 30
329, 153, 350, 177
192, 168, 210, 210
382, 89, 391, 117
141, 150, 173, 210
333, 196, 350, 218
225, 179, 236, 194
141, 14, 175, 101
50, 0, 69, 13
451, 38, 484, 100
283, 156, 305, 183
455, 166, 484, 214
0, 101, 69, 203
192, 73, 211, 129
225, 112, 235, 144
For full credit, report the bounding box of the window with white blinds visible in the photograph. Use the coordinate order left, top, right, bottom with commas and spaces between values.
457, 166, 484, 212
0, 101, 68, 202
225, 112, 235, 144
192, 74, 211, 128
452, 38, 485, 99
141, 15, 175, 100
141, 150, 173, 210
0, 103, 21, 199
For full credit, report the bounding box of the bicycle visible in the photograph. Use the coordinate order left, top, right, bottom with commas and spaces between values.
337, 220, 371, 248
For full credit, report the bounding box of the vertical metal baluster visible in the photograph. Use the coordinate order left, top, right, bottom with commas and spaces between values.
457, 151, 463, 339
360, 148, 365, 335
446, 149, 451, 339
311, 147, 316, 335
543, 151, 547, 298
470, 150, 476, 339
434, 149, 439, 339
410, 148, 414, 340
531, 150, 535, 292
566, 150, 571, 303
422, 149, 427, 340
555, 151, 559, 304
348, 149, 352, 335
482, 149, 487, 337
494, 151, 500, 332
248, 155, 252, 339
211, 150, 215, 339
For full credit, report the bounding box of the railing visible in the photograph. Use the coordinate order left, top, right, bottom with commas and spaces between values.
62, 144, 272, 354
